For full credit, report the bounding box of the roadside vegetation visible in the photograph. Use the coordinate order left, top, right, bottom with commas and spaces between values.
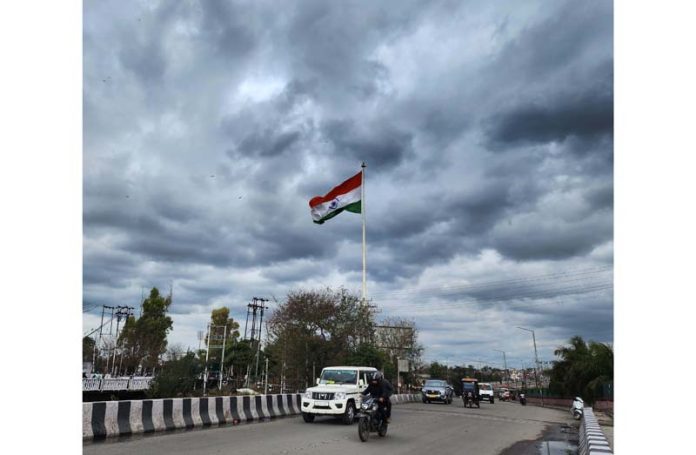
548, 336, 613, 403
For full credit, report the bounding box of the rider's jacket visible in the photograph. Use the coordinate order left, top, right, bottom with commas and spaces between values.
361, 379, 394, 400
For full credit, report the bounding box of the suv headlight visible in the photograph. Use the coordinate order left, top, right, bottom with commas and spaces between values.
304, 391, 312, 399
334, 392, 346, 400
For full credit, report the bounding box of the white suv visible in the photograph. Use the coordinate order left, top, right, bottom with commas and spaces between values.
301, 366, 377, 424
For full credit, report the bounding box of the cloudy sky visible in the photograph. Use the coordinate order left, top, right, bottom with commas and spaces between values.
83, 0, 613, 369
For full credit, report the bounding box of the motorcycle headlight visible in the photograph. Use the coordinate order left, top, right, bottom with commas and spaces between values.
361, 402, 370, 410
334, 392, 346, 400
303, 391, 312, 399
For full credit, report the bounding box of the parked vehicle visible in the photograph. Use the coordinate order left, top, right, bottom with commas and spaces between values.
357, 396, 389, 442
461, 378, 480, 408
571, 397, 584, 420
421, 379, 454, 404
519, 393, 526, 405
301, 366, 377, 424
479, 382, 495, 403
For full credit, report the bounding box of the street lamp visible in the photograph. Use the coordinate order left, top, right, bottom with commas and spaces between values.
516, 326, 544, 406
493, 349, 507, 386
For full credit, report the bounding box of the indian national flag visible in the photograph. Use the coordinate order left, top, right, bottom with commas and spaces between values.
309, 171, 362, 224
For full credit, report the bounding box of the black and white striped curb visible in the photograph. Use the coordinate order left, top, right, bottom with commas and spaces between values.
578, 407, 613, 454
83, 393, 420, 440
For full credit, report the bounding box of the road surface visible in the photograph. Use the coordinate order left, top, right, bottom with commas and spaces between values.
84, 400, 576, 455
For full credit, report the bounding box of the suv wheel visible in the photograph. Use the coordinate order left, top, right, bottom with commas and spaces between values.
302, 412, 315, 423
342, 401, 355, 425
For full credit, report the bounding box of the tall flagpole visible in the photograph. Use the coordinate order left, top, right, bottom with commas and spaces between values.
361, 162, 367, 304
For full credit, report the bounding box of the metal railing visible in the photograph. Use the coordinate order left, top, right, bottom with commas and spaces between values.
82, 377, 154, 392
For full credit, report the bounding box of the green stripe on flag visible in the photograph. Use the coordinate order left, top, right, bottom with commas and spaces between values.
313, 201, 361, 224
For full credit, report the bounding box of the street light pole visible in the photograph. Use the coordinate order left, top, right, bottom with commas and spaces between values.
517, 327, 543, 406
493, 350, 507, 386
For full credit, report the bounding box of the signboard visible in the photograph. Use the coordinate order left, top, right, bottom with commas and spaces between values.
397, 359, 409, 372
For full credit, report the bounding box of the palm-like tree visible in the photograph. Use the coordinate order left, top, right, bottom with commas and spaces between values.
549, 336, 613, 403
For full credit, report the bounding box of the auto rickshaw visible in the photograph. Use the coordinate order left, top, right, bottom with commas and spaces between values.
461, 378, 480, 408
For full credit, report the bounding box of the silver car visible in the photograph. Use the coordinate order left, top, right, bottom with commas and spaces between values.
421, 379, 454, 404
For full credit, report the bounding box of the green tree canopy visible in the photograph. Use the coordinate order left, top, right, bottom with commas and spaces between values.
83, 336, 95, 362
149, 351, 203, 398
204, 307, 241, 364
266, 287, 375, 390
118, 287, 174, 373
548, 335, 613, 403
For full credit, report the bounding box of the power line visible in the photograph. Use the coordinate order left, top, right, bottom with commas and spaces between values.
369, 266, 611, 301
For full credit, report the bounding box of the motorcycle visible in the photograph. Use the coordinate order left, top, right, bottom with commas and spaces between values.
519, 393, 526, 406
357, 396, 388, 442
571, 397, 584, 420
463, 391, 480, 408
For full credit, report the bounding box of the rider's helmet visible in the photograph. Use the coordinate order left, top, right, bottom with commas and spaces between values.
370, 371, 383, 385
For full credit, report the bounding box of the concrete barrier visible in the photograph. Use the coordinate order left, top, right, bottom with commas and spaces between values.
578, 407, 613, 454
83, 393, 420, 440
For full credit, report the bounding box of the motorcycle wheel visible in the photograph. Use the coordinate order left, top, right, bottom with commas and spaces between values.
358, 417, 370, 442
378, 420, 388, 437
476, 401, 480, 408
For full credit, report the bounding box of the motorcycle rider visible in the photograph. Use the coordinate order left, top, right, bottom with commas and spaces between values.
361, 371, 394, 422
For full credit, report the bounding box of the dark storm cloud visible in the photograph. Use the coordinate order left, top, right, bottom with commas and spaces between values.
84, 0, 613, 362
322, 120, 414, 172
492, 1, 612, 82
119, 38, 167, 85
484, 82, 613, 149
238, 130, 302, 157
199, 0, 258, 59
491, 214, 612, 261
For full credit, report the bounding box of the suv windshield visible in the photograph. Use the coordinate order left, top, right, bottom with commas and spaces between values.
480, 384, 492, 391
319, 369, 358, 385
424, 380, 446, 387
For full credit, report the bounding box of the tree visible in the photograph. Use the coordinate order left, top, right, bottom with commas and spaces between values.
204, 307, 241, 365
83, 336, 96, 362
266, 287, 375, 391
149, 352, 203, 398
375, 318, 423, 387
345, 343, 386, 369
118, 287, 174, 374
548, 336, 613, 403
428, 362, 448, 380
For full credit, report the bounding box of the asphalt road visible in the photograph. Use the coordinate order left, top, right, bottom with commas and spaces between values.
83, 400, 576, 455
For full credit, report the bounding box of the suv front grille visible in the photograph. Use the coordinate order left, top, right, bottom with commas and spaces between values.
312, 392, 335, 400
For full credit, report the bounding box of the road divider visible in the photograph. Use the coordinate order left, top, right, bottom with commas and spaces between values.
578, 407, 613, 454
84, 393, 420, 440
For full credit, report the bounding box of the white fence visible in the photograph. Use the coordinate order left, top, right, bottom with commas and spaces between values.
82, 377, 154, 392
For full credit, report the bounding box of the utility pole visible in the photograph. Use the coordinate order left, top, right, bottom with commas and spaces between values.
517, 327, 543, 406
493, 350, 508, 386
244, 297, 268, 387
203, 323, 212, 396
264, 357, 269, 394
197, 330, 204, 352
219, 325, 227, 390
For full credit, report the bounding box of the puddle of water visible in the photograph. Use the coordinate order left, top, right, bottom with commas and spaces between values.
537, 440, 577, 455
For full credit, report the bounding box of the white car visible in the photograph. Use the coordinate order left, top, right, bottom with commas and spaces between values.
301, 366, 377, 424
479, 382, 495, 403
